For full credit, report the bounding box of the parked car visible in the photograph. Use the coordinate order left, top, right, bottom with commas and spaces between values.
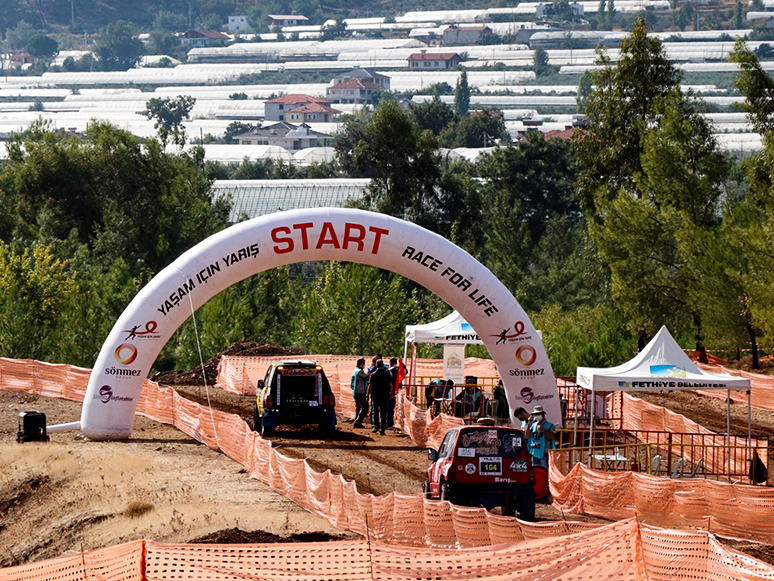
253, 360, 336, 436
424, 423, 536, 520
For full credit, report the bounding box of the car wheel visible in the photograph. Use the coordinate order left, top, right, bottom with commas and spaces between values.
253, 403, 262, 433
516, 488, 536, 522
261, 421, 274, 437
440, 482, 455, 504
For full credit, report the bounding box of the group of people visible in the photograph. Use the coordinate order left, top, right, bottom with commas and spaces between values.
425, 376, 489, 419
351, 354, 405, 436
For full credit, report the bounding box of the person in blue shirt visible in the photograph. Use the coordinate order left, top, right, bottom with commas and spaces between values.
525, 405, 557, 468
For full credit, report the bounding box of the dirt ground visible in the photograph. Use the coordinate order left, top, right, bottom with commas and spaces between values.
3, 375, 774, 568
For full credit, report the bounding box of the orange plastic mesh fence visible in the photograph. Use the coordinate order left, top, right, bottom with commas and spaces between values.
696, 362, 774, 413
620, 393, 768, 475
4, 357, 774, 579
550, 451, 774, 544
5, 520, 774, 581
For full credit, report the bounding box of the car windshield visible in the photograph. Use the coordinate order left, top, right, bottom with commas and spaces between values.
456, 429, 523, 458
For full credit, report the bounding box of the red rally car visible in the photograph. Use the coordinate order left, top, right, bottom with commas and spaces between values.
424, 424, 538, 520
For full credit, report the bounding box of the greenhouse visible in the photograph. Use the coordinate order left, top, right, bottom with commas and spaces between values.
211, 179, 370, 222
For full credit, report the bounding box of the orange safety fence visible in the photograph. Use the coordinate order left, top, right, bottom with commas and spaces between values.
216, 354, 499, 397
611, 392, 768, 475
0, 357, 596, 548
550, 450, 774, 545
6, 356, 774, 569
6, 518, 774, 581
697, 361, 774, 411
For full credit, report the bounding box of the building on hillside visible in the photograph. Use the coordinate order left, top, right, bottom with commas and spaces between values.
286, 102, 342, 123
407, 52, 463, 70
228, 16, 248, 33
264, 94, 333, 122
180, 29, 231, 47
330, 67, 391, 91
265, 14, 309, 27
233, 122, 334, 150
442, 25, 493, 46
326, 78, 382, 105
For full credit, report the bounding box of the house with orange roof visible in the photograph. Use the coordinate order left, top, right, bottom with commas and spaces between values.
407, 52, 463, 70
180, 28, 231, 47
265, 94, 333, 122
286, 102, 342, 123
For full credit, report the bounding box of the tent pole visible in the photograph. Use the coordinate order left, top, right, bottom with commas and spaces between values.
588, 386, 595, 467
748, 389, 752, 480
726, 389, 731, 482
572, 384, 579, 466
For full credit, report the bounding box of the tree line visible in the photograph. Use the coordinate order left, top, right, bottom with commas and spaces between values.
2, 16, 773, 376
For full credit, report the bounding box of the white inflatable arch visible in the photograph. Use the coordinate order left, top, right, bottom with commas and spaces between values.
81, 208, 559, 440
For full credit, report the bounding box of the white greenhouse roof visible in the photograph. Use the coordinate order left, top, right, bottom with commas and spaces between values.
211, 178, 369, 222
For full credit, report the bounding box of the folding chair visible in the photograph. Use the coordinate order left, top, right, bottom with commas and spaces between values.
671, 458, 685, 479
650, 454, 661, 476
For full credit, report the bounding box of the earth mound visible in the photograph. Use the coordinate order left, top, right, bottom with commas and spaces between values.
189, 528, 353, 544
151, 342, 304, 385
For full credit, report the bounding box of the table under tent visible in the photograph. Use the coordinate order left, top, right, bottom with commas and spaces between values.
576, 326, 753, 478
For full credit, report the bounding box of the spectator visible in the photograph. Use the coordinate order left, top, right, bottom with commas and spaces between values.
525, 405, 556, 468
492, 380, 510, 422
350, 358, 369, 429
387, 357, 401, 429
368, 359, 393, 436
513, 407, 528, 431
367, 353, 382, 429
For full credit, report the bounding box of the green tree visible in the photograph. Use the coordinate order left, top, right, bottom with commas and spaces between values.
140, 95, 196, 145
476, 133, 582, 307
735, 0, 744, 30
295, 262, 410, 355
577, 17, 726, 355
0, 244, 76, 359
575, 15, 680, 214
352, 99, 442, 228
590, 89, 727, 348
576, 71, 593, 113
725, 41, 774, 347
2, 119, 229, 277
26, 34, 58, 58
439, 108, 508, 148
93, 21, 145, 71
6, 20, 35, 51
607, 0, 616, 28
411, 98, 457, 136
334, 110, 370, 178
533, 47, 551, 76
454, 70, 471, 117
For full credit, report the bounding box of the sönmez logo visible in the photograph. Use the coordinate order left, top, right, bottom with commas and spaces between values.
515, 345, 537, 366
95, 384, 134, 404
115, 343, 138, 365
99, 385, 113, 403
520, 387, 534, 404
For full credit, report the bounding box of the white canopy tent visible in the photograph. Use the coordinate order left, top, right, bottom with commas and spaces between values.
404, 311, 483, 387
576, 326, 752, 466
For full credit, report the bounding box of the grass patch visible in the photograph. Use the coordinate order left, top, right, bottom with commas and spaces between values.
123, 501, 155, 518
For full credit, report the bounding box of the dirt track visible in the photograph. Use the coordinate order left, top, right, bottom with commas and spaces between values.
3, 383, 774, 568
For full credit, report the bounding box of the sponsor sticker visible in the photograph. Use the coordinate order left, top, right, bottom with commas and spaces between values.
465, 463, 476, 475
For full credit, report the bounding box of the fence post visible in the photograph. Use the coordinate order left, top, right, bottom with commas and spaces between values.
768, 437, 774, 486
666, 433, 672, 477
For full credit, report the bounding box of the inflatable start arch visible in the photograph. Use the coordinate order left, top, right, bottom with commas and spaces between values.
81, 209, 559, 440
